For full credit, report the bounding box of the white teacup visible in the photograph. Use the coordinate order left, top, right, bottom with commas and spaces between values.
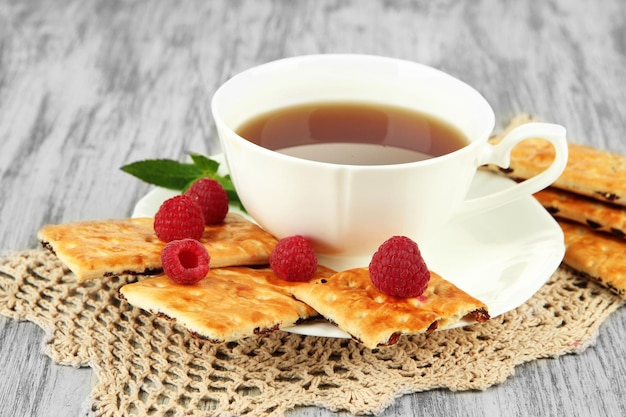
211, 55, 567, 267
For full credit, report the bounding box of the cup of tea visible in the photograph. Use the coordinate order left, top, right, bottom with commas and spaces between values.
211, 54, 567, 267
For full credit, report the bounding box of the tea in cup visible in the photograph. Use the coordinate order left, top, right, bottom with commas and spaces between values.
211, 54, 567, 267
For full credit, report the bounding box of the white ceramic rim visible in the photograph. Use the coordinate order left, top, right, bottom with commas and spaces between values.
211, 54, 495, 170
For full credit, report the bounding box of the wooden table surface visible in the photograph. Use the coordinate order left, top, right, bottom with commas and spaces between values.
1, 0, 625, 416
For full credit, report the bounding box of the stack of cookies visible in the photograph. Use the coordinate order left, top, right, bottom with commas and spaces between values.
38, 213, 489, 349
488, 114, 626, 298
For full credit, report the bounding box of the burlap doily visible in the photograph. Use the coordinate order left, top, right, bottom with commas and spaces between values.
0, 250, 623, 416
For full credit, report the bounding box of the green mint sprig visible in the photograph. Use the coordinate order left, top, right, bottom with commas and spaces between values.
121, 153, 245, 211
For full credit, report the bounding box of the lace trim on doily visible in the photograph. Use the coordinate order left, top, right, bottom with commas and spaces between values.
0, 250, 622, 416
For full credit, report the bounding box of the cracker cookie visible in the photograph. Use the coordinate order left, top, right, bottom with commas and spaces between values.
488, 114, 626, 206
290, 268, 490, 348
38, 213, 277, 281
559, 219, 626, 298
535, 188, 626, 238
119, 266, 335, 343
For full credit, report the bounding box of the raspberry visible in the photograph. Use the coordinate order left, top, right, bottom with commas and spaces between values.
154, 195, 205, 242
184, 178, 229, 225
270, 235, 318, 282
161, 239, 210, 284
368, 236, 430, 298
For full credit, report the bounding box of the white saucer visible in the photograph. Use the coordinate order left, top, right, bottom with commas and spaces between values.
133, 156, 564, 339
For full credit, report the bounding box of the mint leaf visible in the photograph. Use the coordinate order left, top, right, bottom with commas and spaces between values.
189, 153, 220, 175
121, 155, 246, 212
121, 159, 202, 190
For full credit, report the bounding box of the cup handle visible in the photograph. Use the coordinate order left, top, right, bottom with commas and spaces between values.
455, 122, 568, 220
